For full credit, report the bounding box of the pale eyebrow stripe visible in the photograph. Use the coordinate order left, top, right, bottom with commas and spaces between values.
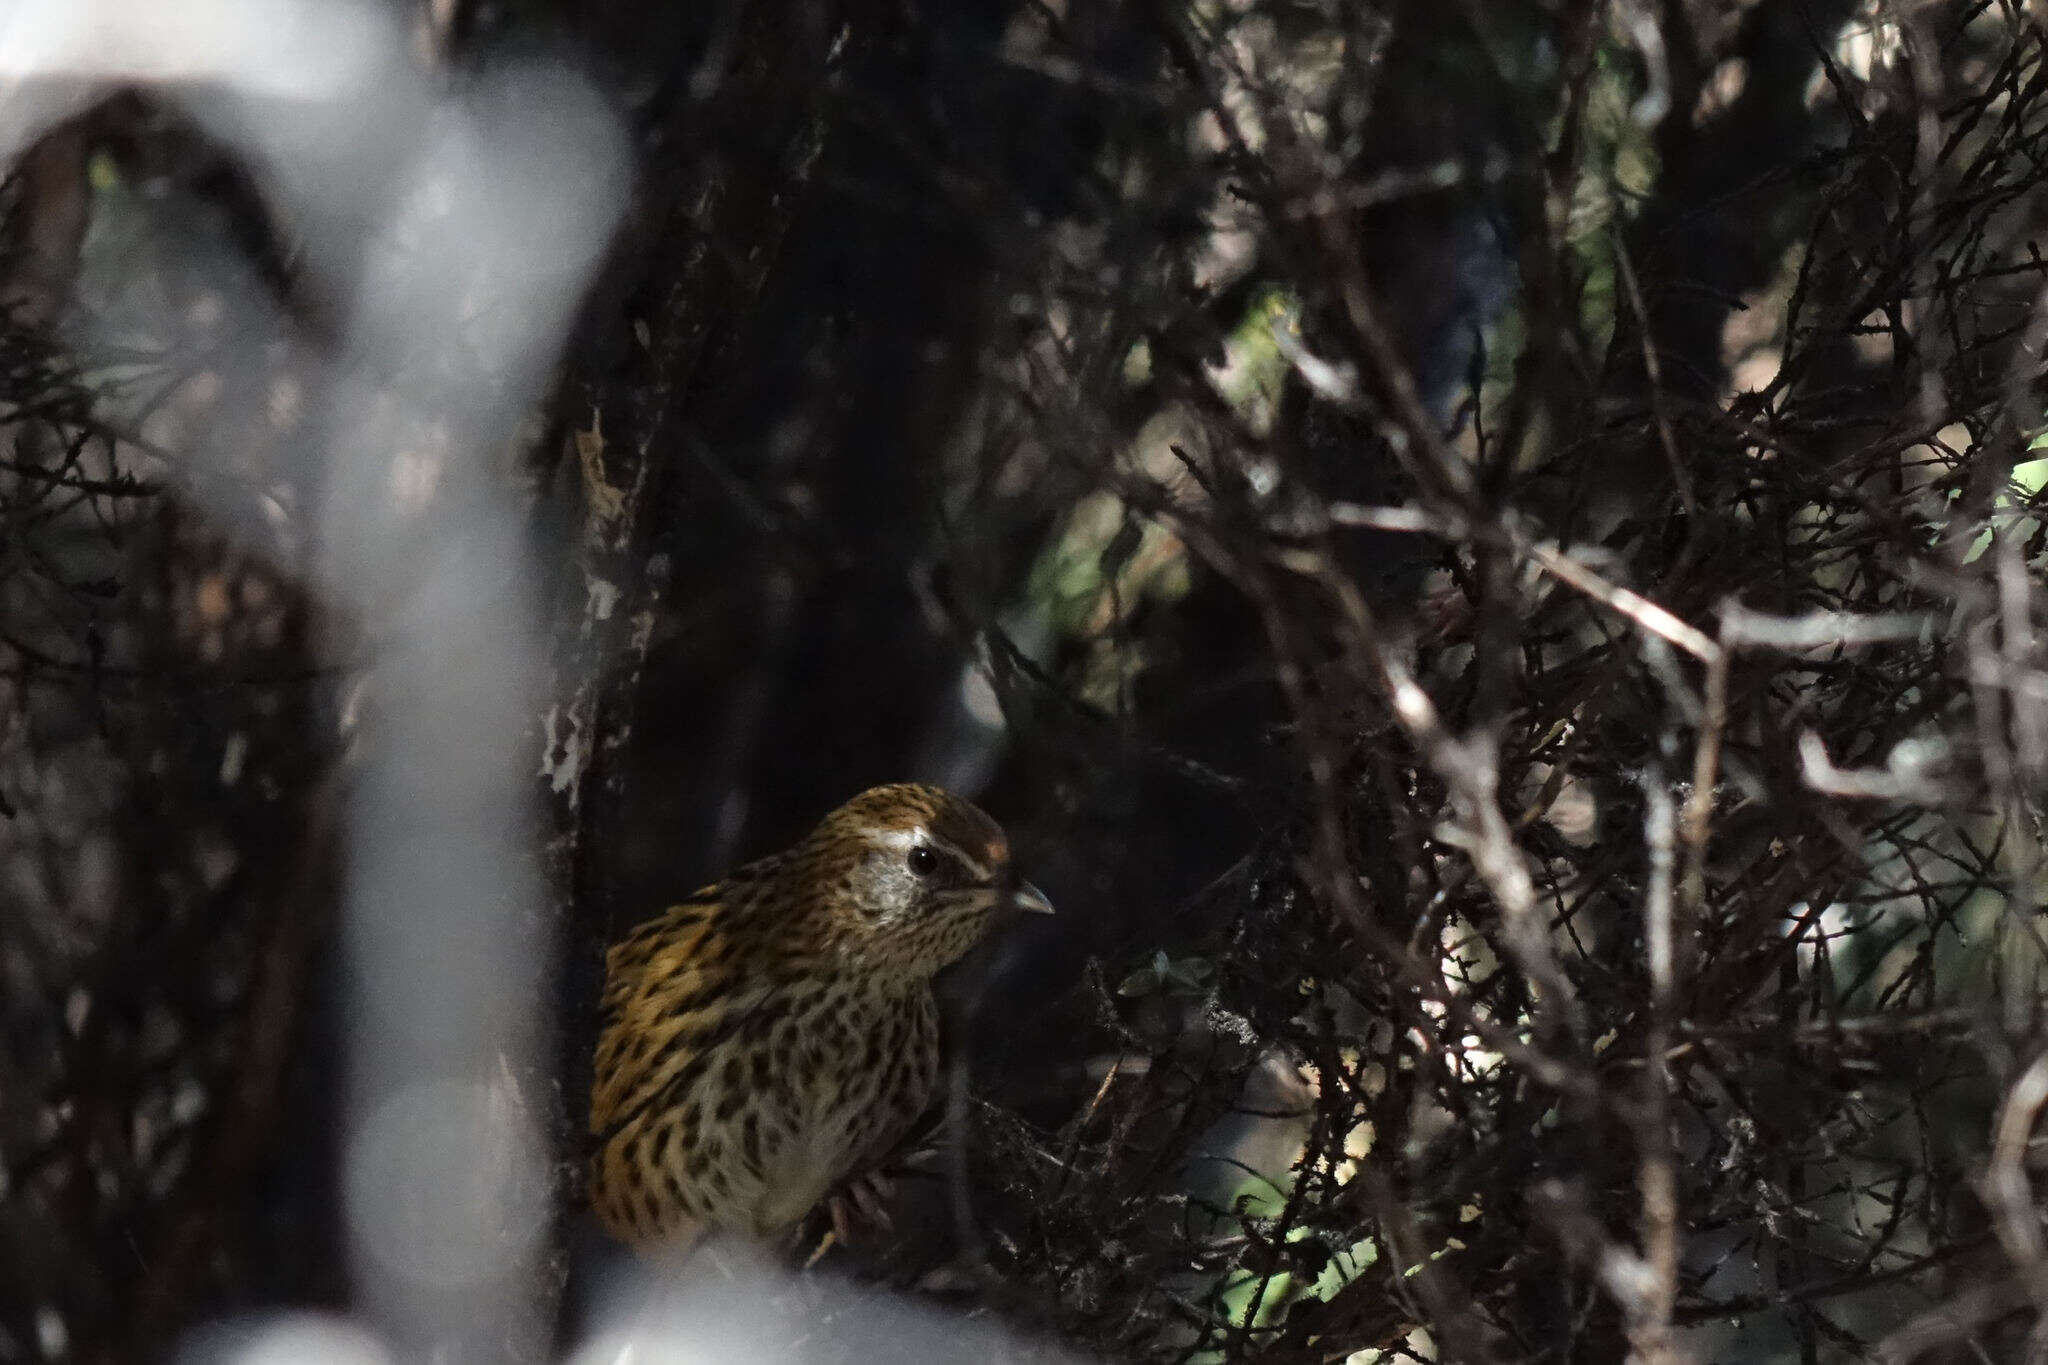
866, 826, 993, 881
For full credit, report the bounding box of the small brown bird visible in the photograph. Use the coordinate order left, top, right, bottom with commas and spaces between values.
588, 783, 1051, 1256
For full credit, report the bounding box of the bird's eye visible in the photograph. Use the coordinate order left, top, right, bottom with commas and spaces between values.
907, 846, 939, 877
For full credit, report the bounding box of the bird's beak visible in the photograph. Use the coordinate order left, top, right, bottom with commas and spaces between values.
1009, 880, 1055, 915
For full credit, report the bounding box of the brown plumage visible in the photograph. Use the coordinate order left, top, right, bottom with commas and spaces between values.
588, 783, 1051, 1255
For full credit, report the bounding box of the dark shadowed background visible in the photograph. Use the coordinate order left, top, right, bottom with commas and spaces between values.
7, 2, 2048, 1362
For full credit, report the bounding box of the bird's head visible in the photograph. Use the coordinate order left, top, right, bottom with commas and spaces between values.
790, 783, 1052, 977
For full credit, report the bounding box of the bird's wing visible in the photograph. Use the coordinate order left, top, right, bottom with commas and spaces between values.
589, 888, 728, 1137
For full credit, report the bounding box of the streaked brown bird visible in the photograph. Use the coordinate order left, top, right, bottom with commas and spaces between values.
588, 783, 1052, 1256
